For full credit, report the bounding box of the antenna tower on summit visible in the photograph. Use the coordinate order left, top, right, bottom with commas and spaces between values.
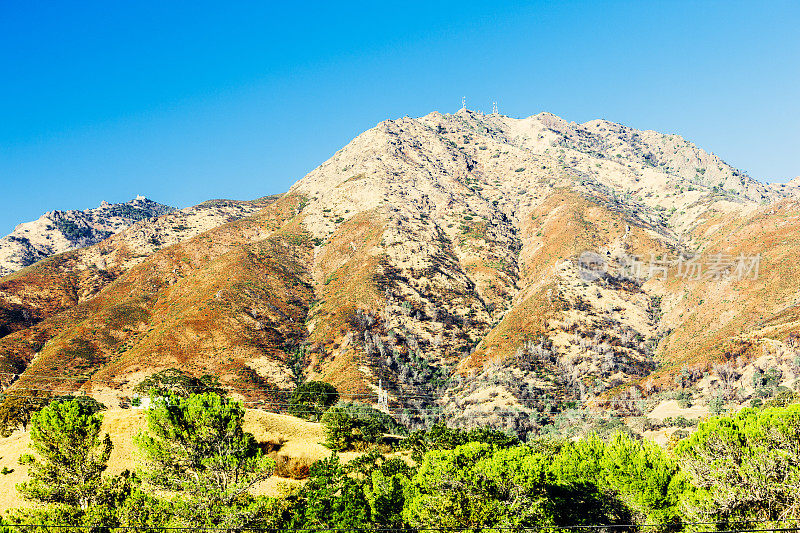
492, 101, 498, 114
461, 96, 466, 110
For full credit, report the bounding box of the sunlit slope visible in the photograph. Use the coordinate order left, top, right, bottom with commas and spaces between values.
0, 195, 310, 401
0, 197, 280, 342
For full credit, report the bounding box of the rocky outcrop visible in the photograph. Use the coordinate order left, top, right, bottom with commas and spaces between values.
0, 196, 174, 277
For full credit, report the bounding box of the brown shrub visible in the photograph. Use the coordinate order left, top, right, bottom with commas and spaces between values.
272, 454, 313, 480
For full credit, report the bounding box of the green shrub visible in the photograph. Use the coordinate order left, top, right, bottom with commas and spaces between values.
675, 390, 692, 408
55, 219, 94, 241
662, 416, 695, 428
709, 394, 725, 415
764, 388, 797, 408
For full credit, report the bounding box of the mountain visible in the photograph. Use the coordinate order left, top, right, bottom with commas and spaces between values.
0, 196, 174, 277
1, 110, 798, 438
0, 196, 278, 339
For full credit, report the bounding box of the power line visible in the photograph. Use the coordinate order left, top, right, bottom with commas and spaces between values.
0, 373, 649, 403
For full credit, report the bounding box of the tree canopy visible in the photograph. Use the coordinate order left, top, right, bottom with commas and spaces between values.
135, 392, 274, 527
0, 390, 51, 435
133, 368, 223, 398
6, 392, 800, 531
16, 399, 113, 510
675, 404, 800, 523
321, 401, 404, 451
287, 380, 339, 421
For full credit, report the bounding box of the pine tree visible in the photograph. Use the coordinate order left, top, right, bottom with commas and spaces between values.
135, 392, 274, 527
16, 399, 113, 510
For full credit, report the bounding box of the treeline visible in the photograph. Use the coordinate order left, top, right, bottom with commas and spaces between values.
1, 391, 800, 531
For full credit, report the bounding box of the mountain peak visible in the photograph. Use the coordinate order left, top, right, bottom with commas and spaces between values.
0, 198, 175, 276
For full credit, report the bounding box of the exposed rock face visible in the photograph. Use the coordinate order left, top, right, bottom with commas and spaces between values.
0, 197, 174, 277
0, 110, 798, 438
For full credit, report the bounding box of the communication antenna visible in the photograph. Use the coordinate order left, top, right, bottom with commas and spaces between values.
492, 101, 498, 114
461, 96, 466, 110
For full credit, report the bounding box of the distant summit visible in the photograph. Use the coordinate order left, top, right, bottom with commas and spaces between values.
0, 197, 174, 276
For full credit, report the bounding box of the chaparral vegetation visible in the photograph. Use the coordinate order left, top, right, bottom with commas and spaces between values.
1, 393, 799, 530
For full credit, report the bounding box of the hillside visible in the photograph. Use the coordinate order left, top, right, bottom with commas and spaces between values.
0, 196, 279, 340
0, 196, 174, 277
0, 109, 798, 437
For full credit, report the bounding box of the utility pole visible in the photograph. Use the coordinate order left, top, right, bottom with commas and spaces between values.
377, 379, 389, 414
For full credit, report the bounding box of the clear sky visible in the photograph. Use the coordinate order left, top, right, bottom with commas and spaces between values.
1, 1, 798, 235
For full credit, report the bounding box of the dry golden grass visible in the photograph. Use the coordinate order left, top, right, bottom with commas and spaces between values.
0, 431, 30, 513
271, 454, 314, 480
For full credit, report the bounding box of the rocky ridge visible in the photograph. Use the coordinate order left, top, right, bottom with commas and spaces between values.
0, 196, 278, 340
0, 196, 174, 277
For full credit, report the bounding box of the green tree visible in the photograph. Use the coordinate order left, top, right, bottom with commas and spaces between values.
321, 402, 402, 451
289, 454, 371, 530
134, 368, 223, 398
287, 381, 339, 421
286, 345, 309, 385
403, 442, 621, 530
51, 394, 106, 414
597, 434, 686, 524
8, 471, 142, 531
404, 442, 540, 529
404, 422, 519, 461
551, 433, 687, 526
675, 405, 800, 523
135, 392, 274, 527
0, 391, 51, 436
114, 488, 173, 531
16, 399, 113, 510
345, 451, 413, 528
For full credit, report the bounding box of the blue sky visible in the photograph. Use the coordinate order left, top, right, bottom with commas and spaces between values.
1, 1, 798, 235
